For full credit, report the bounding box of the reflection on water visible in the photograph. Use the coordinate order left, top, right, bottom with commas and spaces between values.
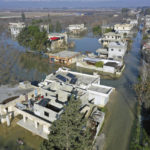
70, 32, 101, 53
0, 31, 101, 85
0, 29, 142, 150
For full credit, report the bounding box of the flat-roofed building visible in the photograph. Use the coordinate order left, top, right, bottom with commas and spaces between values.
34, 98, 63, 122
42, 68, 100, 89
130, 19, 138, 26
99, 32, 125, 47
39, 68, 114, 107
145, 15, 150, 28
0, 68, 115, 140
67, 24, 87, 34
9, 22, 25, 37
88, 84, 113, 107
108, 41, 127, 59
49, 51, 80, 65
114, 24, 133, 34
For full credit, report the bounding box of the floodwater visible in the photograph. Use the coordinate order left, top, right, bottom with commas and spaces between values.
101, 30, 142, 150
70, 32, 100, 53
0, 28, 142, 150
0, 32, 100, 85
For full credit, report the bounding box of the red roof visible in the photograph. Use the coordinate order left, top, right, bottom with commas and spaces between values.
50, 37, 60, 41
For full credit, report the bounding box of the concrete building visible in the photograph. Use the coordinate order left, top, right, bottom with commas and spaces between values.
40, 68, 114, 106
129, 19, 138, 26
67, 24, 87, 34
77, 57, 123, 74
107, 41, 127, 59
9, 22, 25, 37
99, 32, 125, 47
0, 68, 114, 140
145, 15, 150, 28
114, 24, 133, 34
48, 33, 68, 51
49, 51, 80, 65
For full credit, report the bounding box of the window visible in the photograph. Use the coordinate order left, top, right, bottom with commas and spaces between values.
44, 111, 49, 117
119, 49, 121, 52
111, 49, 114, 51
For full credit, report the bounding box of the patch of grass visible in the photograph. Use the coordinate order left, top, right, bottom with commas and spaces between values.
0, 116, 43, 150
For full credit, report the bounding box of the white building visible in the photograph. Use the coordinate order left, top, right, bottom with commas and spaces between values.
114, 24, 133, 34
67, 24, 87, 34
39, 68, 114, 107
99, 32, 125, 47
108, 41, 127, 59
88, 84, 114, 106
145, 15, 150, 28
0, 68, 115, 140
130, 19, 138, 26
9, 22, 25, 37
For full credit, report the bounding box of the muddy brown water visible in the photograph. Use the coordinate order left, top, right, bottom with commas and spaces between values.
101, 30, 142, 150
0, 29, 142, 150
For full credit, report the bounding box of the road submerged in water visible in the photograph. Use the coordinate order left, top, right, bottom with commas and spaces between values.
100, 30, 142, 150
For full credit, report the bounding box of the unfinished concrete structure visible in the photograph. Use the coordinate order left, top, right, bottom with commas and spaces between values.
39, 68, 114, 106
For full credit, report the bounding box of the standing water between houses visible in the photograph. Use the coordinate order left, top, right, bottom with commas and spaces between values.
0, 27, 142, 150
100, 28, 142, 150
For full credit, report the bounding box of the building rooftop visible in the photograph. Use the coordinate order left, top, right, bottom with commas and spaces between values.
108, 41, 126, 48
104, 32, 123, 36
49, 51, 80, 58
114, 23, 133, 28
45, 68, 100, 88
9, 22, 25, 27
83, 57, 121, 65
96, 48, 108, 54
88, 85, 112, 94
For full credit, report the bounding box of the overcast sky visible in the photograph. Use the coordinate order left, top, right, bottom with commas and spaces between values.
0, 0, 150, 9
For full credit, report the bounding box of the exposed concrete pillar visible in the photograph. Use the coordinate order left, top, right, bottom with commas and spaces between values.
43, 125, 49, 134
35, 121, 38, 129
23, 116, 27, 123
6, 115, 10, 126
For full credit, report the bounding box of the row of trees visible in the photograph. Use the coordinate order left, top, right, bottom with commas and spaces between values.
41, 96, 93, 150
21, 12, 62, 33
49, 21, 62, 33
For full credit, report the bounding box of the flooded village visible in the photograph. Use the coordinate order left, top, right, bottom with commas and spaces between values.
0, 6, 150, 150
